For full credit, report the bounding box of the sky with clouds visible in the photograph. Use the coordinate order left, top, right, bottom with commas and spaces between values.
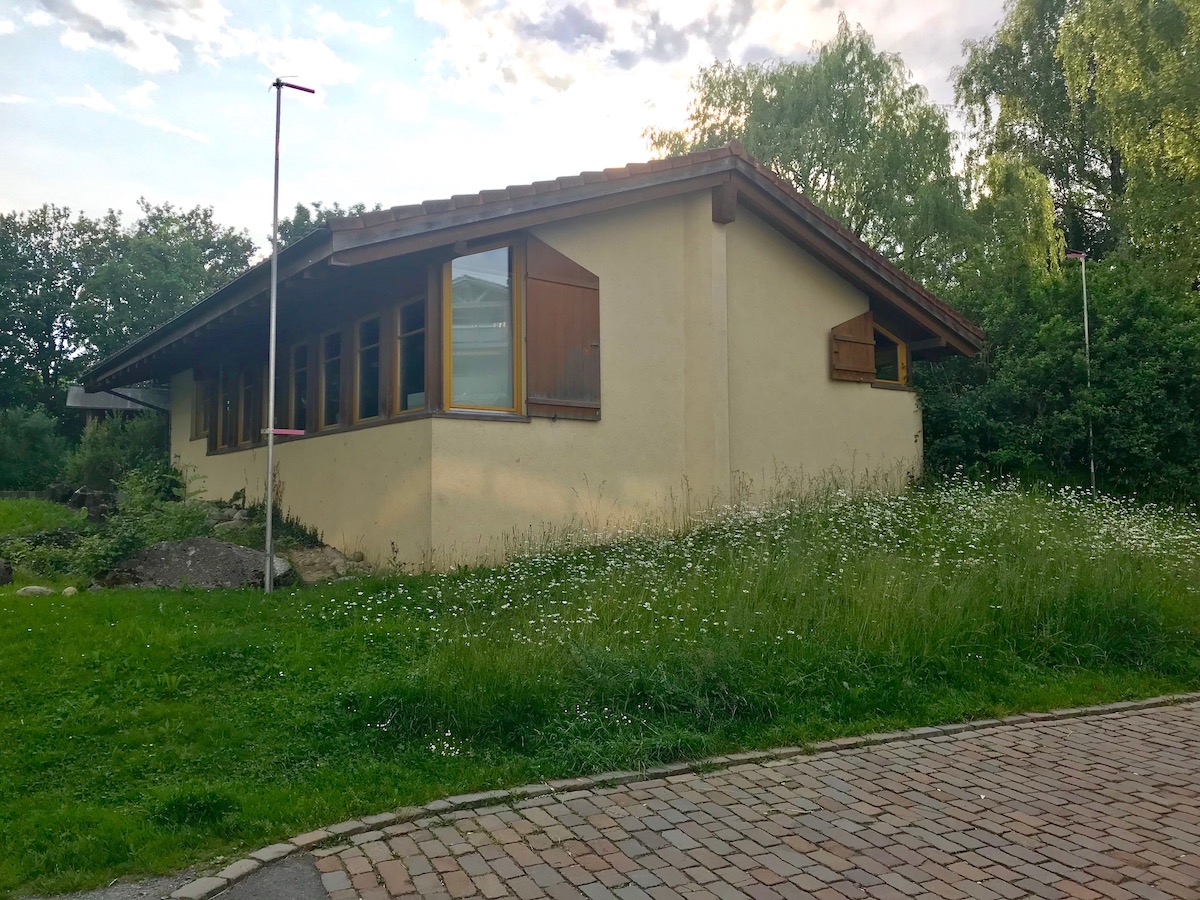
0, 0, 1006, 247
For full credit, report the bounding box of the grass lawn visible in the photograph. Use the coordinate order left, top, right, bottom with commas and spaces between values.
0, 499, 84, 540
2, 476, 1199, 897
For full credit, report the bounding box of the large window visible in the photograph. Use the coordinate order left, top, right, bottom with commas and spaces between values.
445, 246, 518, 412
398, 297, 426, 412
321, 331, 342, 428
356, 317, 381, 421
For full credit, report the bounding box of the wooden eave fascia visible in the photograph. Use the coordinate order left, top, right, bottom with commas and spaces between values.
727, 167, 982, 356
82, 231, 333, 392
327, 162, 738, 267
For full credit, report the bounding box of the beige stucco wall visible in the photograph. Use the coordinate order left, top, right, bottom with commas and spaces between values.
168, 190, 923, 566
725, 208, 922, 498
170, 372, 433, 566
427, 195, 704, 563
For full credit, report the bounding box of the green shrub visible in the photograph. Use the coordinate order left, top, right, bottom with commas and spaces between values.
64, 413, 168, 492
0, 407, 67, 490
2, 467, 209, 579
68, 468, 209, 577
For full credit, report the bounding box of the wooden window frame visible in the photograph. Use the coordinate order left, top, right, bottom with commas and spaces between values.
191, 373, 211, 441
872, 323, 910, 387
319, 328, 344, 431
353, 314, 384, 423
217, 367, 238, 449
395, 294, 427, 416
237, 369, 258, 446
441, 240, 525, 415
289, 343, 310, 433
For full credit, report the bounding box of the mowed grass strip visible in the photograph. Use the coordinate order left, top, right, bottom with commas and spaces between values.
0, 499, 84, 540
2, 476, 1199, 896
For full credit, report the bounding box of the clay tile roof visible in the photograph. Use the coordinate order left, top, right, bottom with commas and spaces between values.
391, 204, 425, 220
357, 209, 396, 228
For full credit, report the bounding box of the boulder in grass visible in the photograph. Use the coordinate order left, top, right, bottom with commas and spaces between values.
100, 537, 294, 589
16, 585, 54, 596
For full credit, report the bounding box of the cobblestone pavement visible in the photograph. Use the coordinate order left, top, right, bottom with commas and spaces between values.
313, 703, 1200, 900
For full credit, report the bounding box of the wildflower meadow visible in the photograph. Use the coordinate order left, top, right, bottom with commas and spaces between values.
1, 475, 1198, 895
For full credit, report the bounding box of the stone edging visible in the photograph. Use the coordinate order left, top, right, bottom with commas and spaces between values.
169, 691, 1200, 899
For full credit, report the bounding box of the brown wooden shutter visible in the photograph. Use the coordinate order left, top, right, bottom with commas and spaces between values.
830, 311, 876, 383
525, 236, 601, 421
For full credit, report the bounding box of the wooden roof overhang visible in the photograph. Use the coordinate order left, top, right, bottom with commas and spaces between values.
83, 143, 982, 393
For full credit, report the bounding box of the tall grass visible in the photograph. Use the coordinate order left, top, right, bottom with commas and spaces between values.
307, 476, 1200, 767
1, 475, 1198, 895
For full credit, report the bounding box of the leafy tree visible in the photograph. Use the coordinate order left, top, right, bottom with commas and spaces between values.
0, 205, 115, 410
956, 0, 1124, 256
82, 200, 255, 358
1060, 0, 1200, 290
648, 17, 971, 288
1061, 0, 1200, 183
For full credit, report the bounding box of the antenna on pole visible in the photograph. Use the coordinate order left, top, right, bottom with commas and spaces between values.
265, 76, 315, 594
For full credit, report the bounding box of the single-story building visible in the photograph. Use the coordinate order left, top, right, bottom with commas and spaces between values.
82, 142, 983, 567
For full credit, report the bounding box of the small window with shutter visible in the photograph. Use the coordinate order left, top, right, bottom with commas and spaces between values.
830, 311, 876, 383
525, 236, 601, 421
829, 311, 910, 386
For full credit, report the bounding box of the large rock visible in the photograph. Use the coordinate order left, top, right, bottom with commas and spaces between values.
0, 559, 11, 586
16, 585, 54, 596
288, 545, 372, 584
100, 537, 294, 589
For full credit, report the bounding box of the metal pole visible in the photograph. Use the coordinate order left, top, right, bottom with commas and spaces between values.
265, 80, 282, 593
264, 78, 314, 593
1081, 254, 1096, 494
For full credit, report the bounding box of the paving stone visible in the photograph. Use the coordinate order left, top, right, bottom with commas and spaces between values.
249, 842, 295, 864
214, 857, 261, 881
299, 702, 1200, 900
170, 876, 228, 899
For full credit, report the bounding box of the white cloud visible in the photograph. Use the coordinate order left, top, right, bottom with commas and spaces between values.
37, 0, 229, 72
31, 0, 359, 87
0, 18, 16, 35
0, 94, 34, 104
132, 113, 208, 142
368, 80, 431, 125
57, 84, 116, 113
124, 79, 158, 109
25, 9, 54, 27
307, 7, 392, 46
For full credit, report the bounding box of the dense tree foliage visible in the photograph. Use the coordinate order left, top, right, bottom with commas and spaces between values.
655, 2, 1200, 502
